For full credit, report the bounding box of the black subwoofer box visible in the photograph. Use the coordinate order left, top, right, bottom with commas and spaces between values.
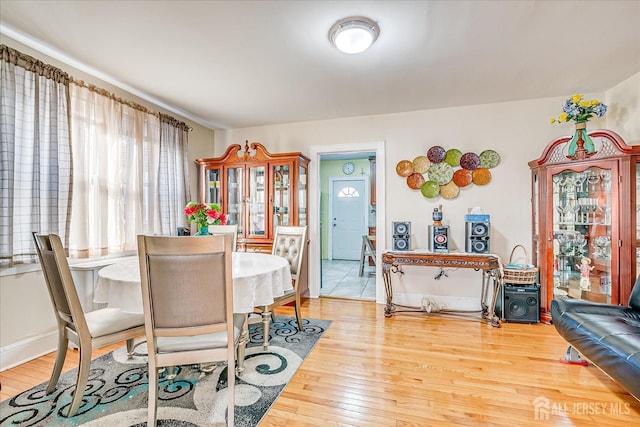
496, 284, 540, 323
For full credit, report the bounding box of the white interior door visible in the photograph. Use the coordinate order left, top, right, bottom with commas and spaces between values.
330, 178, 367, 260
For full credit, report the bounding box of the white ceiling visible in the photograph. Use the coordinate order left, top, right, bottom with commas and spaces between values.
1, 1, 639, 130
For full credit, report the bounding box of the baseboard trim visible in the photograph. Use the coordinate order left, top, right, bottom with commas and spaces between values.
0, 331, 57, 371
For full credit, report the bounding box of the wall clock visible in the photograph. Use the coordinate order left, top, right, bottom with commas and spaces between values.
342, 161, 355, 175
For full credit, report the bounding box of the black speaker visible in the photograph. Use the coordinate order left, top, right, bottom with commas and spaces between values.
392, 235, 411, 251
428, 225, 449, 253
465, 221, 490, 253
392, 221, 411, 236
498, 284, 540, 323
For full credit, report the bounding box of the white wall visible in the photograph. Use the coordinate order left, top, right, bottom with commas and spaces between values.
605, 72, 640, 144
216, 74, 639, 308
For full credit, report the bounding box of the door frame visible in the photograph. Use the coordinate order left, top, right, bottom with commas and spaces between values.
308, 141, 386, 304
328, 176, 369, 260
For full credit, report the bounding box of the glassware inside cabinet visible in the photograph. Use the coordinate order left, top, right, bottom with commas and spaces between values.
636, 163, 640, 241
248, 166, 266, 236
226, 167, 243, 233
206, 167, 221, 205
272, 165, 290, 231
636, 163, 639, 272
299, 164, 307, 226
552, 166, 612, 304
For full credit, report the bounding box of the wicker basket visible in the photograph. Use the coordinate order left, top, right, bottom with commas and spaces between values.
503, 245, 538, 284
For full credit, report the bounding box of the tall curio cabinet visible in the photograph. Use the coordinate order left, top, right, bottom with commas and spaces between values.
195, 141, 310, 253
529, 129, 639, 324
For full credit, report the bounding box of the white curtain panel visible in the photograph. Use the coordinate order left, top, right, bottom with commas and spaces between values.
69, 84, 161, 257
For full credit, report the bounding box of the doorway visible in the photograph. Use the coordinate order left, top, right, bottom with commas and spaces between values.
308, 141, 386, 303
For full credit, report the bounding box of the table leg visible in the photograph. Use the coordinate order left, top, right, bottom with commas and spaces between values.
261, 309, 271, 350
480, 270, 489, 314
236, 313, 248, 374
383, 266, 394, 317
487, 268, 502, 327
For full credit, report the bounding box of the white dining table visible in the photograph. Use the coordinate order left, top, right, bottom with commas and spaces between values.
94, 252, 292, 314
94, 251, 292, 372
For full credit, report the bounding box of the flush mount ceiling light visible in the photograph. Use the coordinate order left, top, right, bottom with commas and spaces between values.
329, 16, 380, 54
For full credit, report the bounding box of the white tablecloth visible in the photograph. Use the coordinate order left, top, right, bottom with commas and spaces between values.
94, 252, 293, 314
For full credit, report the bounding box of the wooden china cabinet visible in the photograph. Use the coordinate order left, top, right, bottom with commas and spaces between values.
196, 141, 310, 253
529, 129, 639, 324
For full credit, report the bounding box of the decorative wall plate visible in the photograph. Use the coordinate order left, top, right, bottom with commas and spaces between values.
427, 162, 454, 185
460, 152, 480, 170
444, 148, 462, 167
427, 146, 446, 163
453, 169, 472, 187
440, 181, 460, 199
396, 160, 413, 177
412, 155, 431, 173
407, 172, 426, 189
420, 180, 440, 198
472, 167, 492, 185
479, 150, 501, 168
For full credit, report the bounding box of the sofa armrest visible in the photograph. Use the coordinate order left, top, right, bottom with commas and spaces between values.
551, 298, 640, 320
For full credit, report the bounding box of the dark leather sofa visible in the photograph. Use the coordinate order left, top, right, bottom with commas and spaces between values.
551, 275, 640, 400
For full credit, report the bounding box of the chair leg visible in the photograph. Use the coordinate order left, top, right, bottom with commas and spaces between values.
148, 360, 159, 426
261, 309, 271, 350
46, 332, 68, 394
358, 239, 366, 277
227, 349, 235, 427
125, 338, 135, 359
294, 294, 303, 331
68, 345, 92, 417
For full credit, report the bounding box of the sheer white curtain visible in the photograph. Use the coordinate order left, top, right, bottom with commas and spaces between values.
69, 84, 162, 257
0, 46, 72, 267
1, 44, 191, 262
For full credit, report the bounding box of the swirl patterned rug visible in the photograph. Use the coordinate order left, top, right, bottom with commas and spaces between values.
1, 317, 330, 427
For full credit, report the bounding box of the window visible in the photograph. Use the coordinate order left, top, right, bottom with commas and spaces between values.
338, 187, 360, 198
1, 45, 191, 266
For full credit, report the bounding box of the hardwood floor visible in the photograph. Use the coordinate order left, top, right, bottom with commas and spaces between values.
0, 343, 120, 402
2, 298, 638, 426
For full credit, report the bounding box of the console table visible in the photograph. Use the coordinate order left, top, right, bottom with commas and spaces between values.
382, 251, 503, 327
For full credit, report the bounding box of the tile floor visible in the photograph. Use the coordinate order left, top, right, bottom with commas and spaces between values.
320, 259, 376, 300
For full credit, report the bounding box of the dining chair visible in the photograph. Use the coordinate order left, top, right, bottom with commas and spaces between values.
358, 234, 376, 277
254, 225, 307, 350
32, 232, 145, 418
137, 234, 245, 427
208, 224, 239, 251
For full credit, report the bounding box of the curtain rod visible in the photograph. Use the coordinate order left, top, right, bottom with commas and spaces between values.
0, 44, 193, 132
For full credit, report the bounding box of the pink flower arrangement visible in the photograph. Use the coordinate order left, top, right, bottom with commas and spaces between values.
183, 202, 227, 227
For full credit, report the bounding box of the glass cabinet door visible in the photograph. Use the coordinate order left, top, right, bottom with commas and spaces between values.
552, 165, 614, 303
636, 163, 640, 274
298, 163, 307, 227
272, 164, 291, 231
226, 167, 243, 233
205, 167, 221, 205
248, 165, 266, 236
531, 170, 539, 267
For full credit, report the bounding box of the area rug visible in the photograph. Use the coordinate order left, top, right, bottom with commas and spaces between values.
1, 317, 330, 427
